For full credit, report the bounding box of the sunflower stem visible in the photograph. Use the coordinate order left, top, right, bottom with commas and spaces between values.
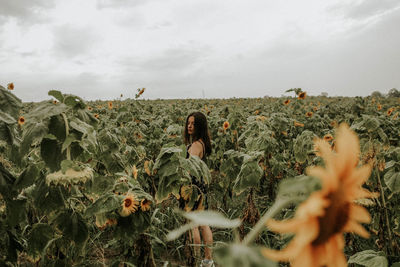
61, 112, 71, 161
376, 168, 393, 255
242, 198, 291, 245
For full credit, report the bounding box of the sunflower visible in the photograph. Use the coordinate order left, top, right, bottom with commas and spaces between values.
306, 111, 313, 118
138, 88, 145, 96
119, 194, 139, 217
140, 199, 152, 211
298, 92, 307, 100
254, 110, 260, 115
108, 101, 113, 109
284, 99, 291, 105
7, 83, 14, 90
144, 160, 151, 176
223, 121, 230, 130
18, 116, 25, 126
377, 104, 382, 111
387, 108, 394, 116
262, 124, 376, 267
393, 112, 399, 120
330, 120, 338, 128
94, 114, 99, 119
53, 100, 58, 104
323, 134, 333, 142
294, 121, 304, 127
132, 165, 138, 179
87, 106, 93, 111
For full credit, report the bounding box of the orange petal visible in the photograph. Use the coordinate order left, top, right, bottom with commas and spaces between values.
343, 220, 370, 238
349, 204, 371, 223
335, 124, 359, 171
267, 218, 304, 233
306, 166, 336, 190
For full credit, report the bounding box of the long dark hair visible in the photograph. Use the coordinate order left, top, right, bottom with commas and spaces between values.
184, 111, 212, 156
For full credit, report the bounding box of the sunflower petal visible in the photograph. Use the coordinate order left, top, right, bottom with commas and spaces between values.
349, 204, 371, 223
343, 221, 370, 238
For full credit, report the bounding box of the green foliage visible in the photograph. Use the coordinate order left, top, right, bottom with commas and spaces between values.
348, 250, 388, 267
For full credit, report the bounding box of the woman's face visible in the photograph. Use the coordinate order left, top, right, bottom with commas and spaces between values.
187, 116, 195, 135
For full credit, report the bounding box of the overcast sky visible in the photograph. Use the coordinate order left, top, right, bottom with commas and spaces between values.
0, 0, 399, 101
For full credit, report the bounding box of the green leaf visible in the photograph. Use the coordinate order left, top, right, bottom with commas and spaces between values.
63, 94, 86, 109
348, 250, 388, 267
215, 244, 276, 267
85, 193, 121, 217
40, 137, 63, 172
293, 130, 315, 163
384, 169, 400, 194
48, 90, 64, 102
20, 121, 49, 155
27, 223, 54, 260
0, 85, 22, 119
277, 175, 321, 202
14, 164, 40, 190
167, 210, 241, 240
0, 121, 14, 145
6, 199, 27, 227
0, 111, 16, 124
25, 101, 69, 123
55, 210, 89, 247
233, 153, 263, 194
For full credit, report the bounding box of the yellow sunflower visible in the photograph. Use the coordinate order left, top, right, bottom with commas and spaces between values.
53, 100, 58, 104
262, 124, 376, 267
18, 116, 25, 126
298, 92, 307, 100
294, 121, 304, 127
7, 83, 14, 90
94, 114, 99, 119
140, 199, 152, 211
387, 108, 394, 116
284, 99, 291, 105
377, 104, 382, 111
119, 193, 139, 217
323, 134, 333, 142
132, 165, 138, 179
306, 111, 313, 118
223, 121, 230, 130
138, 88, 145, 96
87, 106, 93, 111
108, 101, 113, 110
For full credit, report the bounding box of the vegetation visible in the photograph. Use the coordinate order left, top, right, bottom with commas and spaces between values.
1, 85, 399, 266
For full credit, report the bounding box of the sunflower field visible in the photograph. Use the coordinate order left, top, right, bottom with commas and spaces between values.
0, 84, 399, 267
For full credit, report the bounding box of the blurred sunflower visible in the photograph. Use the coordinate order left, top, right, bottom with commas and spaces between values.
294, 121, 304, 127
138, 88, 145, 96
18, 116, 25, 126
393, 112, 399, 120
330, 120, 338, 128
119, 193, 139, 217
262, 124, 376, 267
298, 92, 307, 100
108, 101, 113, 109
284, 99, 291, 105
144, 160, 151, 176
94, 114, 99, 119
306, 111, 313, 118
323, 134, 333, 142
87, 106, 93, 111
387, 108, 394, 116
53, 100, 58, 104
132, 165, 138, 179
223, 121, 230, 130
140, 199, 152, 211
7, 83, 14, 90
377, 104, 382, 111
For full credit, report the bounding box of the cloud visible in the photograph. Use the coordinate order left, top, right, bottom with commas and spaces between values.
0, 0, 55, 24
52, 24, 101, 58
330, 0, 400, 20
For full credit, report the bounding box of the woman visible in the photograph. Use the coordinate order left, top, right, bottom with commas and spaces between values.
182, 111, 214, 267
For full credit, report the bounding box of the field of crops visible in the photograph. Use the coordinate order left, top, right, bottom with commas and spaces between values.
1, 84, 399, 267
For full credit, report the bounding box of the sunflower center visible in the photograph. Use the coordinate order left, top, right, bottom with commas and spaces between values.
312, 190, 350, 246
124, 198, 132, 207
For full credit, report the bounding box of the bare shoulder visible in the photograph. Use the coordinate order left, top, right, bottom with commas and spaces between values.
188, 141, 204, 157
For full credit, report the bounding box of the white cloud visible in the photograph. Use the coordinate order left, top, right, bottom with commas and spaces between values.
0, 0, 399, 101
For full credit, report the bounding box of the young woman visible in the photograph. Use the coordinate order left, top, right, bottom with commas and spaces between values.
182, 111, 214, 267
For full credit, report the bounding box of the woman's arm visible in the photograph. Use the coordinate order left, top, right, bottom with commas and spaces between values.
188, 141, 203, 158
